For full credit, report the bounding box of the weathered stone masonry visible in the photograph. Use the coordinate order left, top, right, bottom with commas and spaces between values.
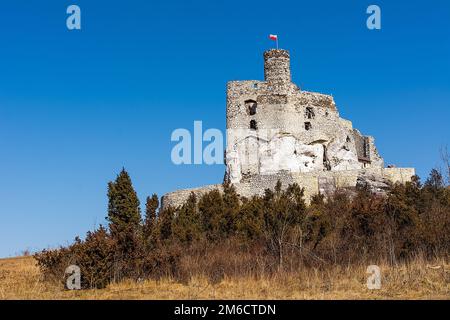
162, 49, 415, 209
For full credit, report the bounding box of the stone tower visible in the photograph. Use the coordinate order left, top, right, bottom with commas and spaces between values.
264, 49, 291, 83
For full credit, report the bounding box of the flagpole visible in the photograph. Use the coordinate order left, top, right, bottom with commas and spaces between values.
276, 37, 279, 49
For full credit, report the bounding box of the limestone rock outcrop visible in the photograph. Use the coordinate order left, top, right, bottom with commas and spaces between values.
356, 173, 392, 196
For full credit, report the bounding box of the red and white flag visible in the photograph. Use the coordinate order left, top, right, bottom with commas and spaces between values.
269, 34, 279, 49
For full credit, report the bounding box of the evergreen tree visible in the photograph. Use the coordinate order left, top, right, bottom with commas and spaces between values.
107, 168, 142, 258
172, 193, 201, 243
107, 168, 141, 232
385, 182, 421, 261
144, 194, 159, 240
221, 182, 241, 237
236, 195, 264, 240
305, 193, 331, 250
198, 189, 225, 242
157, 206, 175, 241
263, 181, 306, 269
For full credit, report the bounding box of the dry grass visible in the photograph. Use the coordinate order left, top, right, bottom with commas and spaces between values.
0, 256, 449, 300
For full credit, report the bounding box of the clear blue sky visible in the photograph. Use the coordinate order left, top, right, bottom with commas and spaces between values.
0, 0, 449, 257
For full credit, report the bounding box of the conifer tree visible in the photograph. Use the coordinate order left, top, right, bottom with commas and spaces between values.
221, 182, 241, 237
107, 168, 142, 256
198, 189, 225, 242
172, 193, 201, 243
262, 181, 306, 269
144, 194, 159, 240
157, 206, 175, 240
236, 195, 264, 240
107, 169, 141, 231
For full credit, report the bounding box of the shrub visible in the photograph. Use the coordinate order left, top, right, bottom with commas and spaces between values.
35, 226, 115, 289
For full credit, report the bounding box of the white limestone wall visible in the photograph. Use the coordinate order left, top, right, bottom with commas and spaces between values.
225, 82, 377, 183
161, 168, 416, 210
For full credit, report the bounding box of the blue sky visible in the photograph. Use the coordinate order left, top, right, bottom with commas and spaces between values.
0, 0, 449, 257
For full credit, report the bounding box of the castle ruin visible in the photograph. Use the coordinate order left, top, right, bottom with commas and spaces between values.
162, 49, 415, 208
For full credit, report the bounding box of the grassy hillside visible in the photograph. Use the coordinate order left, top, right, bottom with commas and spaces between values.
0, 256, 448, 299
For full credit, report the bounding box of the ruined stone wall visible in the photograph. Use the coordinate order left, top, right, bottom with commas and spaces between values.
161, 184, 224, 210
225, 49, 384, 183
161, 167, 416, 210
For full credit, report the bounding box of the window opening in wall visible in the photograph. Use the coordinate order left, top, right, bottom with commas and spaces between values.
250, 120, 257, 130
363, 137, 370, 158
305, 107, 315, 119
245, 100, 257, 115
305, 122, 312, 131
